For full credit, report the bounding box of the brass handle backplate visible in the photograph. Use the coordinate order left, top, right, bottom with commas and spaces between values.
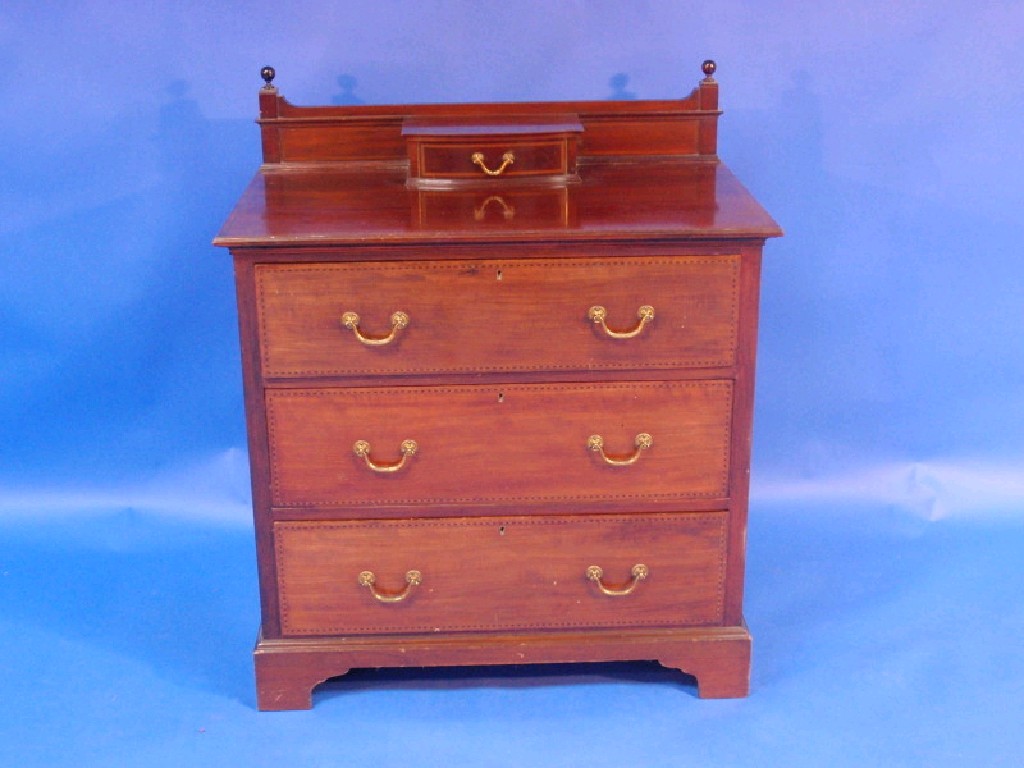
587, 433, 652, 466
341, 310, 409, 346
471, 151, 515, 176
353, 439, 418, 473
358, 570, 423, 603
586, 564, 649, 596
588, 305, 655, 339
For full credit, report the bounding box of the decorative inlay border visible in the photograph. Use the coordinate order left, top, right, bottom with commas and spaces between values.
265, 380, 733, 507
255, 255, 741, 376
275, 512, 728, 635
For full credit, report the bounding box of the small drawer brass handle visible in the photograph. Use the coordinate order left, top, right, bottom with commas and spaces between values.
340, 310, 409, 346
587, 433, 652, 466
586, 564, 649, 596
358, 570, 423, 603
471, 151, 515, 176
588, 305, 655, 339
353, 439, 418, 473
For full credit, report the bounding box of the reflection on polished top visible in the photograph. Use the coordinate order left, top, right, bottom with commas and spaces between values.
215, 161, 781, 246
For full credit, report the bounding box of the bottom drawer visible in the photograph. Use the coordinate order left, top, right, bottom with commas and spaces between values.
275, 513, 728, 636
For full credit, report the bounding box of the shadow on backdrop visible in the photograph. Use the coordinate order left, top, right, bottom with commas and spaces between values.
331, 74, 365, 106
608, 72, 637, 100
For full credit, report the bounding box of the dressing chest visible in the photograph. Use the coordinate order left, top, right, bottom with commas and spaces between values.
214, 61, 781, 710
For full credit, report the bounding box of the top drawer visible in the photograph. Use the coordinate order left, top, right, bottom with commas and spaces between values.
403, 117, 583, 187
254, 255, 740, 379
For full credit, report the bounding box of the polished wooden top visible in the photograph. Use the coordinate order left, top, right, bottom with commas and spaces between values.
219, 71, 779, 249
214, 159, 781, 248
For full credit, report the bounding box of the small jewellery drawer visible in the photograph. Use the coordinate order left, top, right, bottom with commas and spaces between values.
415, 139, 570, 181
254, 255, 740, 378
274, 513, 728, 636
402, 117, 583, 187
266, 380, 732, 508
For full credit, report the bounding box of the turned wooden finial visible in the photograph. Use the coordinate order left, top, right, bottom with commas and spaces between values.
261, 65, 277, 90
702, 59, 717, 83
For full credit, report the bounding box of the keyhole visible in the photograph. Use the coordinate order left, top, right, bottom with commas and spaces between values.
498, 392, 504, 403
496, 269, 503, 281
498, 525, 506, 536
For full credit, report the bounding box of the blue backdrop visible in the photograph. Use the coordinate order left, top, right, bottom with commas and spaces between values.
2, 2, 1022, 765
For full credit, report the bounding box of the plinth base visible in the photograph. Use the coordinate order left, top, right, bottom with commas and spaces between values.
253, 623, 751, 710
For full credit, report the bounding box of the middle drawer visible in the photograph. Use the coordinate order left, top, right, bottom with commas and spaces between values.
266, 380, 732, 508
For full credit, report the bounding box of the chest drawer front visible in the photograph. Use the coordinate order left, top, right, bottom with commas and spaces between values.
255, 256, 739, 379
267, 380, 732, 508
275, 513, 727, 636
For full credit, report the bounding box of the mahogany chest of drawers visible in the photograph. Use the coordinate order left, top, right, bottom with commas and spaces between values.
215, 62, 781, 710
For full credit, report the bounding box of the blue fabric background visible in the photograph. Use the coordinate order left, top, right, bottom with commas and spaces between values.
2, 2, 1022, 765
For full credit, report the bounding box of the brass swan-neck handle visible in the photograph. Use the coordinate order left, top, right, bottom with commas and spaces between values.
586, 564, 649, 596
587, 433, 652, 466
358, 570, 422, 603
341, 310, 409, 346
471, 151, 515, 176
588, 305, 655, 339
353, 439, 418, 473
